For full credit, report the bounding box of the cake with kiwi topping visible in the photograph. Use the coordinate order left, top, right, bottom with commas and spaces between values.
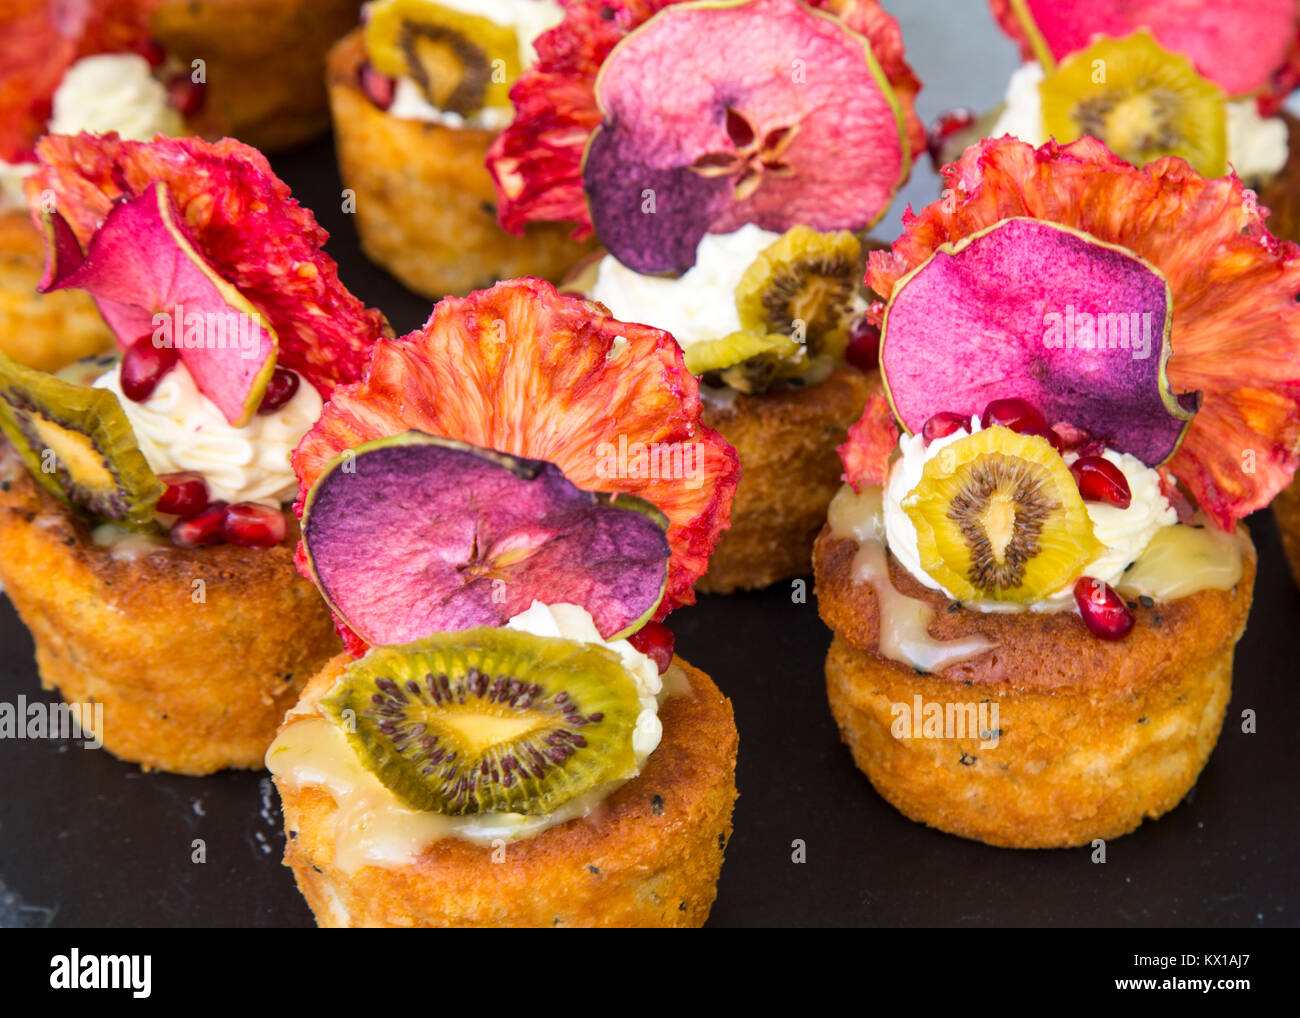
487, 0, 926, 593
0, 0, 225, 373
267, 278, 741, 928
325, 0, 596, 298
814, 136, 1300, 849
932, 2, 1300, 214
0, 133, 386, 774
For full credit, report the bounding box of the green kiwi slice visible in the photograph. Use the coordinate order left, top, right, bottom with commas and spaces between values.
0, 351, 162, 530
321, 628, 644, 815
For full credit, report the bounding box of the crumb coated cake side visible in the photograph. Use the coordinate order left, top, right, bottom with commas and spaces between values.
697, 363, 876, 594
813, 527, 1256, 848
0, 211, 113, 373
0, 446, 340, 775
326, 30, 595, 299
276, 654, 738, 928
1273, 475, 1300, 589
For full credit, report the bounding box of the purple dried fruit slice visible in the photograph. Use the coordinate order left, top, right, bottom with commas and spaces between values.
41, 182, 278, 428
880, 217, 1196, 466
302, 431, 671, 647
582, 0, 908, 274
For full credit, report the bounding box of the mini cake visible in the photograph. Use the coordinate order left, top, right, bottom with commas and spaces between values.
814, 136, 1300, 848
931, 3, 1300, 214
487, 0, 927, 592
151, 0, 361, 152
326, 1, 594, 297
268, 278, 742, 927
0, 133, 386, 774
0, 1, 213, 371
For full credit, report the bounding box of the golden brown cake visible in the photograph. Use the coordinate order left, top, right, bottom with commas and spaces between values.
326, 30, 594, 298
1257, 112, 1300, 243
1274, 475, 1300, 588
0, 445, 340, 775
698, 364, 876, 593
274, 654, 737, 928
813, 524, 1256, 849
152, 0, 360, 152
0, 211, 112, 372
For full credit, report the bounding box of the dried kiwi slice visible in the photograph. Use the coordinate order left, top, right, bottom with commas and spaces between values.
364, 0, 521, 115
684, 329, 802, 395
735, 226, 863, 358
0, 351, 162, 530
902, 426, 1102, 603
1038, 31, 1226, 178
321, 628, 643, 815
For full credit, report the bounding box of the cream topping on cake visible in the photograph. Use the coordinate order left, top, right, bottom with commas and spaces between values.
94, 361, 322, 507
588, 224, 782, 351
48, 54, 184, 141
881, 416, 1178, 613
990, 61, 1289, 180
266, 602, 678, 871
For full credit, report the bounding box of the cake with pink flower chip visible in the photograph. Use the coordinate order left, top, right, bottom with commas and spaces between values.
266, 278, 741, 927
0, 0, 228, 373
487, 0, 926, 593
0, 133, 386, 775
815, 137, 1300, 848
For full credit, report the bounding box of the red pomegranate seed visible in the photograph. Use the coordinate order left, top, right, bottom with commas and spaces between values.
1074, 577, 1135, 640
1070, 455, 1132, 509
222, 502, 286, 548
170, 501, 228, 548
359, 62, 397, 112
921, 411, 969, 445
120, 336, 179, 403
258, 368, 300, 414
156, 472, 210, 517
628, 621, 674, 674
981, 397, 1047, 434
1050, 421, 1092, 451
926, 108, 976, 164
844, 317, 881, 373
167, 74, 207, 118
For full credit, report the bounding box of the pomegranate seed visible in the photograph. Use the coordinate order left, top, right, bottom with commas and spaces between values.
170, 501, 228, 548
921, 411, 969, 445
844, 316, 881, 373
156, 472, 210, 517
222, 502, 286, 548
134, 39, 167, 69
1050, 421, 1092, 451
359, 62, 397, 111
167, 74, 207, 118
120, 336, 179, 402
258, 368, 300, 414
926, 107, 976, 164
1071, 455, 1132, 509
628, 621, 674, 674
1074, 577, 1135, 641
981, 397, 1048, 435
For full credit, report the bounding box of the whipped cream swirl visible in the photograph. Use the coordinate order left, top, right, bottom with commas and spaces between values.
49, 54, 183, 141
95, 361, 322, 507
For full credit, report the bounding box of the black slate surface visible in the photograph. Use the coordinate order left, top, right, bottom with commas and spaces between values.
2, 1, 1299, 928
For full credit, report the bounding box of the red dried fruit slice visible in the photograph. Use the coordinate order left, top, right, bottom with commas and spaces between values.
879, 217, 1193, 467
838, 390, 898, 491
866, 135, 1300, 530
293, 278, 739, 631
582, 0, 907, 274
488, 0, 920, 245
0, 0, 158, 163
302, 432, 672, 646
42, 182, 278, 427
27, 134, 385, 401
989, 0, 1296, 97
